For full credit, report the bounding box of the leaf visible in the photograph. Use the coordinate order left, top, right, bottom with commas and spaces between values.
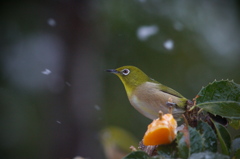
234, 149, 240, 159
157, 141, 177, 158
212, 121, 231, 155
189, 126, 204, 154
196, 80, 240, 119
197, 121, 217, 152
232, 135, 240, 158
229, 119, 240, 129
176, 130, 189, 158
197, 102, 240, 119
188, 151, 230, 159
123, 151, 151, 159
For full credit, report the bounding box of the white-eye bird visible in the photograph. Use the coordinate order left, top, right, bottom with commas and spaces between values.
106, 66, 188, 120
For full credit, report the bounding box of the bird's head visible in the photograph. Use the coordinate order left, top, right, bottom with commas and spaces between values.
106, 66, 151, 96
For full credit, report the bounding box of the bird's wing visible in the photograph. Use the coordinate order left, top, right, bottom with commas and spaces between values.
157, 83, 185, 98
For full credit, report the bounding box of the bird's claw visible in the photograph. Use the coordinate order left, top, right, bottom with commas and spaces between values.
166, 97, 177, 114
166, 101, 177, 107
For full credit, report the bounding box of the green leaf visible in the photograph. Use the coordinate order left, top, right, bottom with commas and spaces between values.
232, 135, 240, 158
188, 151, 230, 159
189, 126, 204, 154
157, 141, 177, 158
229, 119, 240, 129
197, 102, 240, 119
212, 121, 231, 155
123, 151, 150, 159
176, 131, 189, 158
234, 149, 240, 159
197, 121, 217, 152
196, 80, 240, 119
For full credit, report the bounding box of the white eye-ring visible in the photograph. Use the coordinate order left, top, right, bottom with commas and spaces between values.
122, 69, 130, 75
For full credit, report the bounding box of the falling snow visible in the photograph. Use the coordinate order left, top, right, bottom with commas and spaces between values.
56, 120, 62, 124
41, 69, 51, 75
137, 25, 159, 41
65, 82, 71, 87
94, 105, 101, 111
47, 18, 56, 27
163, 39, 174, 50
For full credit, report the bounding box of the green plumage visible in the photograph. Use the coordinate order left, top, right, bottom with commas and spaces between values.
107, 66, 188, 119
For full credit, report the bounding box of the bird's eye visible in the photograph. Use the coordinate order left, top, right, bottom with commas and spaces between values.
122, 69, 130, 75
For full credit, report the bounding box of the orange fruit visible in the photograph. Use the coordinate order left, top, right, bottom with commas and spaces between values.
143, 113, 177, 146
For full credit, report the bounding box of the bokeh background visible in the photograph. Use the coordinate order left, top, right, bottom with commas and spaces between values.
1, 0, 240, 158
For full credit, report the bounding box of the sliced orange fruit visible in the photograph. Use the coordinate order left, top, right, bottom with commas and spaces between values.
143, 112, 177, 146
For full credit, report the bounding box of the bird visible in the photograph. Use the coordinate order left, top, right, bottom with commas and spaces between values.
106, 65, 188, 120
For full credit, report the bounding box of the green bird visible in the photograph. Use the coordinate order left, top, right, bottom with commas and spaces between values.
106, 66, 189, 120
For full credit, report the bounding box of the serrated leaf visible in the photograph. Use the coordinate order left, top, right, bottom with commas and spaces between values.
212, 121, 231, 155
197, 101, 240, 119
123, 151, 150, 159
229, 119, 240, 129
197, 121, 217, 152
189, 127, 204, 154
196, 80, 240, 119
197, 80, 240, 102
188, 151, 229, 159
176, 131, 189, 158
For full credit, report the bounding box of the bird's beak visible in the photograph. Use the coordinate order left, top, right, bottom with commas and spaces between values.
106, 69, 119, 74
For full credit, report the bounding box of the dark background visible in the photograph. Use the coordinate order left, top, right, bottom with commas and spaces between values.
1, 0, 240, 158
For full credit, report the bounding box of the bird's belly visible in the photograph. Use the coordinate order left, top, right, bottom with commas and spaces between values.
129, 95, 184, 120
129, 95, 166, 120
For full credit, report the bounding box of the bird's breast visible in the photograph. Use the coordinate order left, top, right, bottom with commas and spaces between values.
128, 82, 184, 119
129, 94, 160, 119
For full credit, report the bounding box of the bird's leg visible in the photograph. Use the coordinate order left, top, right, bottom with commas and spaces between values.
166, 97, 177, 114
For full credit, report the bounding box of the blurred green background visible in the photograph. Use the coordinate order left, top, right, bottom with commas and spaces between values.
1, 0, 240, 158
